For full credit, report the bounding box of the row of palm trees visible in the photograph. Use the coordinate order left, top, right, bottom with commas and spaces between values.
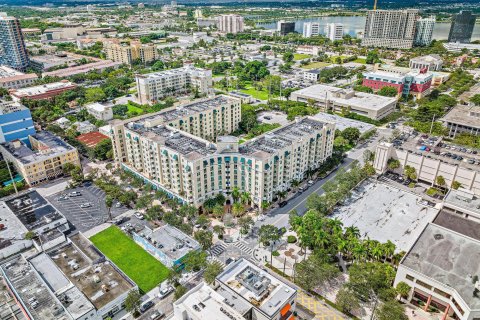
291, 211, 402, 267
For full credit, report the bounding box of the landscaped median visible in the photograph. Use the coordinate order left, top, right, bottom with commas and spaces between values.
90, 226, 169, 293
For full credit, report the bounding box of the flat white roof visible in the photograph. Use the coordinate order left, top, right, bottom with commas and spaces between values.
86, 102, 110, 112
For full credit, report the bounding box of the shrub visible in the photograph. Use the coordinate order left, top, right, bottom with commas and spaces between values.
287, 235, 297, 243
272, 251, 280, 257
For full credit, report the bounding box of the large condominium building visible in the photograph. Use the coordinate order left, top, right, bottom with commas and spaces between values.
302, 22, 320, 38
0, 65, 37, 89
111, 96, 334, 209
0, 131, 81, 186
325, 23, 344, 41
448, 11, 477, 44
217, 14, 244, 34
136, 65, 213, 104
0, 13, 29, 71
104, 39, 158, 65
0, 99, 36, 145
414, 16, 436, 47
362, 9, 419, 49
290, 84, 397, 120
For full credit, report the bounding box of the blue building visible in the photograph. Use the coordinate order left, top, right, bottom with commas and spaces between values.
0, 99, 35, 146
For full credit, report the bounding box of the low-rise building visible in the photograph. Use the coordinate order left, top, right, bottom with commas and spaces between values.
296, 45, 320, 56
441, 103, 480, 138
0, 131, 81, 186
409, 54, 443, 72
0, 99, 36, 145
228, 91, 256, 104
174, 282, 245, 320
0, 66, 38, 89
29, 52, 92, 71
443, 188, 480, 222
0, 190, 69, 259
73, 120, 97, 134
42, 60, 122, 78
85, 102, 113, 121
76, 131, 110, 148
395, 222, 480, 320
215, 258, 297, 320
0, 232, 137, 320
9, 80, 77, 101
290, 84, 397, 120
136, 65, 213, 104
362, 68, 433, 99
302, 69, 321, 82
133, 224, 201, 268
443, 42, 480, 53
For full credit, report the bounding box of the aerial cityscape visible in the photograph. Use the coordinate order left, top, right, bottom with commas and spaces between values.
0, 0, 479, 319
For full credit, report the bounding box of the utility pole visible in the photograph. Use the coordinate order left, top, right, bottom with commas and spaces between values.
429, 114, 436, 135
5, 161, 18, 194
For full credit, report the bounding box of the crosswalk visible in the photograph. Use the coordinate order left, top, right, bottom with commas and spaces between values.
210, 242, 227, 256
233, 241, 253, 255
208, 256, 226, 268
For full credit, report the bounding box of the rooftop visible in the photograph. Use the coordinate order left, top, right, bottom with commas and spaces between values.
10, 81, 76, 98
47, 234, 135, 310
0, 99, 28, 115
0, 200, 30, 253
313, 112, 374, 134
135, 65, 209, 81
293, 84, 396, 111
1, 131, 76, 164
402, 223, 480, 309
410, 54, 443, 63
434, 210, 480, 242
444, 188, 480, 216
0, 66, 37, 83
3, 190, 65, 231
42, 60, 122, 78
216, 258, 296, 317
76, 131, 110, 148
441, 104, 477, 127
174, 282, 245, 320
137, 224, 201, 261
0, 255, 70, 320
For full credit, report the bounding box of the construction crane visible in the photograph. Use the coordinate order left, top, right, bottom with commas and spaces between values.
373, 0, 378, 10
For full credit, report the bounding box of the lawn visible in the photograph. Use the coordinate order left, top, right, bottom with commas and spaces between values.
294, 53, 311, 61
127, 103, 144, 115
301, 61, 332, 70
240, 86, 272, 101
90, 226, 169, 293
353, 58, 367, 64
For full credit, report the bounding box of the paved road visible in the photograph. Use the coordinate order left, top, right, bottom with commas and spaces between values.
255, 128, 391, 230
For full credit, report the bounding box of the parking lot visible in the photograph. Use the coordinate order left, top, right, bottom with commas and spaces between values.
47, 182, 129, 233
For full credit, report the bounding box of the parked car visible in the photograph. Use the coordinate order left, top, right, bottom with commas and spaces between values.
140, 301, 155, 313
57, 194, 69, 201
114, 217, 126, 225
150, 311, 165, 320
307, 180, 314, 186
69, 191, 81, 197
80, 202, 92, 208
279, 201, 288, 207
158, 286, 173, 299
134, 212, 144, 220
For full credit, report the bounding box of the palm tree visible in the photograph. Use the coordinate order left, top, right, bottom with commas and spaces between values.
213, 225, 225, 238
353, 242, 367, 263
212, 204, 224, 220
383, 240, 396, 263
105, 195, 113, 221
328, 218, 343, 236
345, 225, 360, 239
240, 192, 251, 206
232, 202, 244, 217
231, 187, 241, 203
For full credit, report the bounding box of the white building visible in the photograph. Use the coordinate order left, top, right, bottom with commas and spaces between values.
0, 65, 38, 89
217, 14, 244, 34
290, 84, 397, 120
136, 65, 213, 104
296, 45, 320, 56
409, 54, 443, 71
325, 23, 344, 41
85, 102, 113, 121
194, 9, 203, 18
414, 16, 435, 46
302, 22, 320, 38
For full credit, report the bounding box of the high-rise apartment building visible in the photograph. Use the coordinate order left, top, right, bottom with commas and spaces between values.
277, 20, 296, 36
448, 10, 476, 44
136, 65, 213, 104
104, 39, 158, 65
217, 14, 244, 34
362, 9, 419, 49
0, 13, 29, 71
111, 96, 335, 209
302, 22, 320, 38
414, 16, 435, 46
325, 23, 344, 41
0, 99, 36, 145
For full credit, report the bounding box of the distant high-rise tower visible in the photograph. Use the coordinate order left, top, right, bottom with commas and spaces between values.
217, 15, 244, 34
303, 22, 320, 38
325, 23, 344, 41
0, 13, 29, 71
362, 9, 419, 49
171, 0, 177, 7
448, 11, 476, 44
414, 16, 435, 46
277, 20, 295, 36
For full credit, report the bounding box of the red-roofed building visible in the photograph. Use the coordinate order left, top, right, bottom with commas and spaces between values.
76, 131, 109, 148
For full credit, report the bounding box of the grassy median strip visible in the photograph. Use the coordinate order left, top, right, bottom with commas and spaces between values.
90, 226, 169, 293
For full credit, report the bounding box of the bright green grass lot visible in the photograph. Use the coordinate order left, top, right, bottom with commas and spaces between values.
301, 61, 332, 69
90, 226, 169, 293
240, 86, 273, 101
127, 104, 144, 115
294, 53, 311, 61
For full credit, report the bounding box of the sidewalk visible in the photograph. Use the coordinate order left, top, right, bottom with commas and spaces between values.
297, 291, 346, 320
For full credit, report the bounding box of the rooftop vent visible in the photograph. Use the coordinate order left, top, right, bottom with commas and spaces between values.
434, 234, 444, 240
